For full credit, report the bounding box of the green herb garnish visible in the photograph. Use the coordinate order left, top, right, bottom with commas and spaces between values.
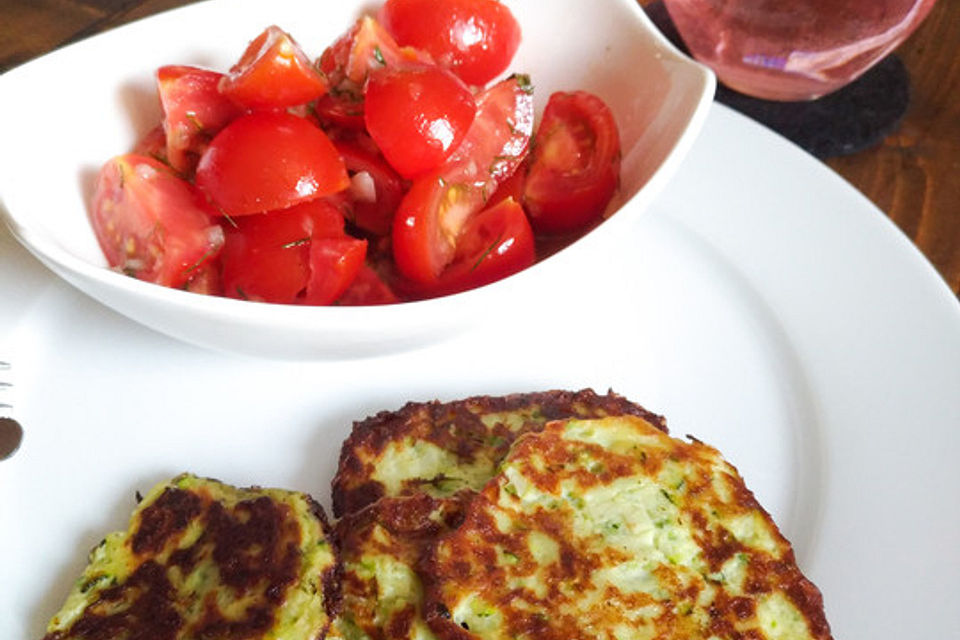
470, 231, 504, 272
281, 237, 311, 249
510, 73, 534, 95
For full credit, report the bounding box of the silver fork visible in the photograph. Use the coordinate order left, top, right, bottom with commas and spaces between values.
0, 361, 24, 461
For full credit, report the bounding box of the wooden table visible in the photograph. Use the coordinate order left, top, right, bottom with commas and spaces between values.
2, 0, 958, 296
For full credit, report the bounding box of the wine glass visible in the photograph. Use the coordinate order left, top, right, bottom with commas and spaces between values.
661, 0, 938, 101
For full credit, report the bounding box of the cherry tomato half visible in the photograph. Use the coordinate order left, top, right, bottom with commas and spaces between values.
392, 75, 534, 283
220, 198, 363, 304
91, 154, 224, 288
320, 16, 434, 87
379, 0, 521, 86
195, 111, 349, 216
485, 161, 526, 208
427, 197, 535, 298
392, 177, 485, 284
523, 90, 621, 235
302, 236, 368, 305
157, 65, 242, 174
316, 15, 440, 134
442, 73, 534, 193
364, 64, 476, 179
219, 25, 329, 110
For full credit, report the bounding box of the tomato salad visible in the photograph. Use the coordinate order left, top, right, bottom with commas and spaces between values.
91, 0, 622, 306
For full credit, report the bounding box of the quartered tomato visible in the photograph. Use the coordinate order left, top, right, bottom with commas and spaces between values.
485, 162, 526, 207
91, 154, 224, 288
320, 16, 434, 87
392, 177, 484, 284
334, 136, 405, 236
442, 74, 534, 191
157, 65, 242, 174
379, 0, 521, 85
220, 25, 329, 110
523, 90, 621, 234
316, 16, 435, 132
427, 197, 535, 297
364, 64, 476, 179
220, 198, 365, 304
195, 111, 349, 216
302, 236, 369, 305
392, 74, 534, 283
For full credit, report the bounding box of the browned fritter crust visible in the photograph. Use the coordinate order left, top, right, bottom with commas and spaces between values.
331, 389, 666, 517
336, 491, 469, 551
420, 417, 832, 640
42, 474, 340, 640
332, 492, 471, 640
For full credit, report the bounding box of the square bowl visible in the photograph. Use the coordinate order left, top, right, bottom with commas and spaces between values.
0, 0, 714, 360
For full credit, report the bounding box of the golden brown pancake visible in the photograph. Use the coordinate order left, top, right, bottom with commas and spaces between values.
42, 473, 339, 640
332, 389, 665, 518
421, 416, 832, 640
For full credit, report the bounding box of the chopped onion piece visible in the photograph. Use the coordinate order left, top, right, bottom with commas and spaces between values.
350, 171, 377, 203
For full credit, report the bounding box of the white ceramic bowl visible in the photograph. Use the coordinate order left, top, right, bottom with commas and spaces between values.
0, 0, 714, 360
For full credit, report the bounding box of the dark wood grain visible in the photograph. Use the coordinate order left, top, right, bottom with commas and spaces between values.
1, 0, 957, 295
824, 0, 960, 295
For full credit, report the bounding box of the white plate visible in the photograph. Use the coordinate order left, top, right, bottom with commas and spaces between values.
2, 104, 959, 639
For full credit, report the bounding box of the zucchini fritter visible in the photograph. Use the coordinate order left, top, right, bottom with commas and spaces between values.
329, 492, 469, 640
43, 473, 339, 640
327, 390, 664, 640
332, 389, 665, 518
421, 416, 832, 640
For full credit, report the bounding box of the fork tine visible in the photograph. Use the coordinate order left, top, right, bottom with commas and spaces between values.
0, 362, 10, 408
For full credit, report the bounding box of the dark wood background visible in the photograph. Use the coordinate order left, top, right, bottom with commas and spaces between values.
2, 0, 957, 296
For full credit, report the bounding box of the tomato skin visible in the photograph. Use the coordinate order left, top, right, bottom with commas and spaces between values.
157, 65, 242, 174
220, 25, 329, 110
523, 91, 621, 235
220, 198, 349, 303
333, 136, 405, 236
322, 16, 434, 87
183, 261, 223, 296
426, 197, 535, 297
195, 111, 349, 216
392, 176, 486, 284
379, 0, 521, 85
313, 90, 366, 130
335, 264, 399, 305
392, 75, 534, 283
364, 65, 476, 179
316, 16, 435, 133
442, 74, 534, 192
91, 154, 224, 288
485, 157, 526, 207
132, 125, 168, 161
302, 236, 368, 305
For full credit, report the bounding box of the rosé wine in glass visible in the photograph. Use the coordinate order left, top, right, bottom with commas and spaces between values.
662, 0, 938, 100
